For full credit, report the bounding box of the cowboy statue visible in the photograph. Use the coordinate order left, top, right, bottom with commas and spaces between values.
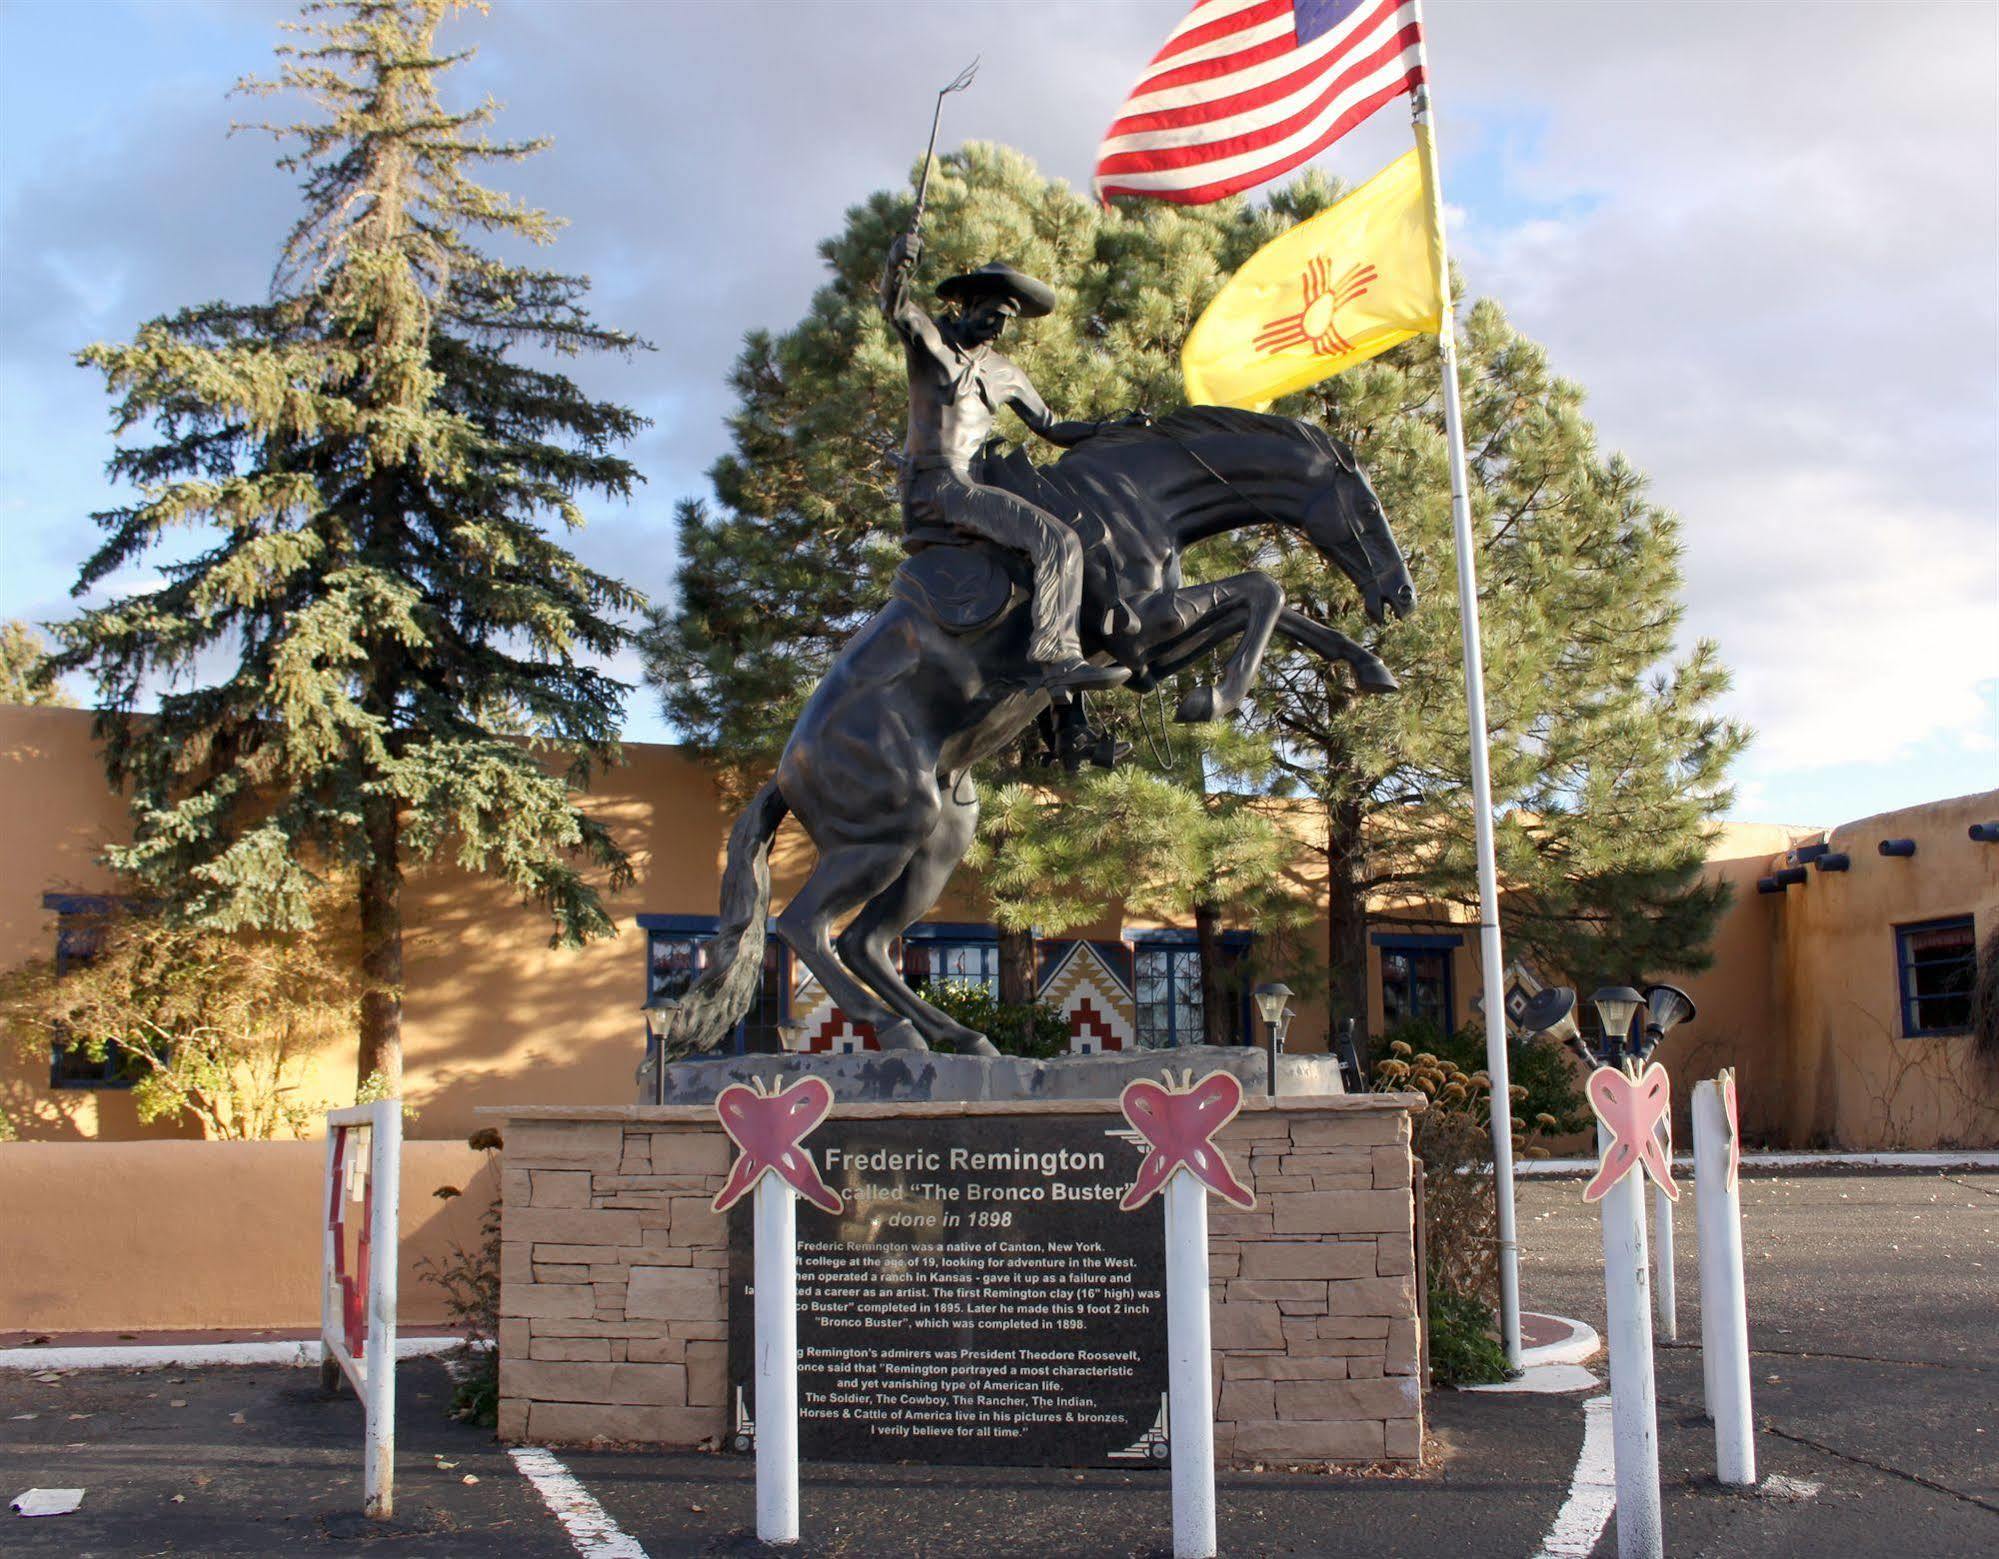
880, 231, 1132, 697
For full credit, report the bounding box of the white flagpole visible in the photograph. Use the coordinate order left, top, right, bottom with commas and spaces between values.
1408, 2, 1523, 1370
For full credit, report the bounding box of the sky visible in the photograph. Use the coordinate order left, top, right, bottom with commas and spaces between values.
1, 0, 1993, 829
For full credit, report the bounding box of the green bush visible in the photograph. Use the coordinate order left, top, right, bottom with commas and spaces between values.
919, 981, 1070, 1059
1427, 1282, 1510, 1387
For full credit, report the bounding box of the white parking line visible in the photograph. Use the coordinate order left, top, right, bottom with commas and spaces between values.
1532, 1394, 1616, 1559
508, 1446, 650, 1559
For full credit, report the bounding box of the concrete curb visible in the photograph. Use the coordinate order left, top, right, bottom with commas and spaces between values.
1459, 1311, 1602, 1396
1520, 1312, 1602, 1369
0, 1335, 466, 1372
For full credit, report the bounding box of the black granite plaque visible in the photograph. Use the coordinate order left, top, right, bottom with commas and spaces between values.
726, 1113, 1167, 1466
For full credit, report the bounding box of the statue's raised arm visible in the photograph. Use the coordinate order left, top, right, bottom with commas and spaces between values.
879, 232, 937, 344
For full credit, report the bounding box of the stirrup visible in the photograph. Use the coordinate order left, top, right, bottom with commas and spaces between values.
1040, 657, 1130, 696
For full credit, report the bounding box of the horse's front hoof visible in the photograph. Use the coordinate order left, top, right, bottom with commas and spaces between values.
1354, 656, 1399, 695
875, 1019, 931, 1052
959, 1034, 1000, 1058
1175, 684, 1222, 723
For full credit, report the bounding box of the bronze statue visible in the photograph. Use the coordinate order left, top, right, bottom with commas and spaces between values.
651, 64, 1416, 1059
657, 363, 1416, 1057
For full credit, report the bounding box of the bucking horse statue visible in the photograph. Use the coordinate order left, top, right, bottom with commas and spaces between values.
655, 405, 1416, 1058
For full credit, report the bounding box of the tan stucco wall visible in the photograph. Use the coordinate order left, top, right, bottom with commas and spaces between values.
0, 706, 187, 1141
1653, 821, 1816, 1143
0, 1139, 494, 1332
1762, 792, 1999, 1149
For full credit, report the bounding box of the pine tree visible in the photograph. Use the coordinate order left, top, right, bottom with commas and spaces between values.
644, 144, 1746, 1031
1245, 183, 1747, 1029
0, 622, 75, 707
55, 0, 647, 1093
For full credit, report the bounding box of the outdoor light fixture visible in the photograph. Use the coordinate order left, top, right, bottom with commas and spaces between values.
1519, 985, 1587, 1065
1589, 986, 1646, 1065
776, 1018, 810, 1054
1252, 982, 1294, 1096
1640, 984, 1697, 1059
1252, 982, 1295, 1032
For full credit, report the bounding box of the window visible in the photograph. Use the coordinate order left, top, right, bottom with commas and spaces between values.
1377, 936, 1456, 1034
43, 893, 135, 1090
1896, 917, 1976, 1037
647, 930, 708, 1006
902, 927, 999, 997
1135, 943, 1203, 1049
640, 915, 790, 1055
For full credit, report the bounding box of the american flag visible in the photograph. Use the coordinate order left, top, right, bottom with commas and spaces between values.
1094, 0, 1426, 205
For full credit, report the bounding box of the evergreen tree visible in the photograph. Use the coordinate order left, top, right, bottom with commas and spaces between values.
644, 144, 1745, 1030
0, 621, 75, 706
55, 0, 647, 1093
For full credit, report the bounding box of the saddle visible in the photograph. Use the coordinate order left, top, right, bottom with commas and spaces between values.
891, 541, 1020, 635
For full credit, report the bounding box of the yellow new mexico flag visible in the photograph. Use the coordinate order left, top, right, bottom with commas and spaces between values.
1182, 135, 1446, 410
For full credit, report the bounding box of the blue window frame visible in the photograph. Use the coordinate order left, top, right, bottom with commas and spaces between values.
1895, 917, 1976, 1037
902, 922, 1000, 997
638, 914, 790, 1054
1375, 932, 1459, 1034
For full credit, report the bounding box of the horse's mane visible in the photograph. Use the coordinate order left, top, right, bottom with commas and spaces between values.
1079, 404, 1345, 461
977, 405, 1347, 537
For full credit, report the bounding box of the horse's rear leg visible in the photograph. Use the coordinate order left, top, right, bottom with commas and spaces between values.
837, 779, 998, 1057
775, 843, 929, 1051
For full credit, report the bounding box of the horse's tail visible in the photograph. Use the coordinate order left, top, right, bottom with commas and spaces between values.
657, 779, 789, 1056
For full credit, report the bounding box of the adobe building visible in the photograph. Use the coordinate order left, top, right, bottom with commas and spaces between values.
2, 703, 1994, 1151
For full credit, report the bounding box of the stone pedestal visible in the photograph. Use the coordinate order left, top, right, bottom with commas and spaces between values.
636, 1042, 1345, 1106
490, 1092, 1425, 1467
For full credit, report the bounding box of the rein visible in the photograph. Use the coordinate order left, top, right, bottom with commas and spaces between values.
1149, 421, 1384, 580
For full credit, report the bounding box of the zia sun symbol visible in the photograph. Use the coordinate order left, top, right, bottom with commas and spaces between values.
1253, 257, 1377, 358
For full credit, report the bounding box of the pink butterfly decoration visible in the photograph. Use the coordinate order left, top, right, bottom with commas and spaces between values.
1583, 1062, 1678, 1205
711, 1076, 843, 1215
1118, 1071, 1256, 1212
1721, 1067, 1741, 1194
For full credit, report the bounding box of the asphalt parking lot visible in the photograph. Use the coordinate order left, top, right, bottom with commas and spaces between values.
4, 1169, 1995, 1556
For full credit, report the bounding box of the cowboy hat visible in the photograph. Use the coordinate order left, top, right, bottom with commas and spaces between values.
936, 260, 1057, 319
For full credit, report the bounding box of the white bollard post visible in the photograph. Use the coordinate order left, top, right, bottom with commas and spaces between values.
1597, 1121, 1664, 1559
1698, 1174, 1717, 1420
1652, 1130, 1677, 1343
1164, 1169, 1216, 1559
754, 1174, 799, 1545
362, 1099, 401, 1520
1693, 1079, 1756, 1486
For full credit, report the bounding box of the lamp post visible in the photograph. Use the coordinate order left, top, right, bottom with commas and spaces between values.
1524, 979, 1685, 1559
1588, 983, 1662, 1559
1639, 985, 1696, 1342
641, 991, 679, 1106
1252, 982, 1293, 1097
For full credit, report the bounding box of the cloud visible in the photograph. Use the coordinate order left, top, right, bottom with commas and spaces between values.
1, 0, 1992, 825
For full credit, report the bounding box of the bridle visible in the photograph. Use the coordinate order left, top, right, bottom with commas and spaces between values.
1150, 420, 1386, 581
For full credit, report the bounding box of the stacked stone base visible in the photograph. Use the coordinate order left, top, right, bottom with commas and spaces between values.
491, 1094, 1424, 1465
495, 1119, 733, 1445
